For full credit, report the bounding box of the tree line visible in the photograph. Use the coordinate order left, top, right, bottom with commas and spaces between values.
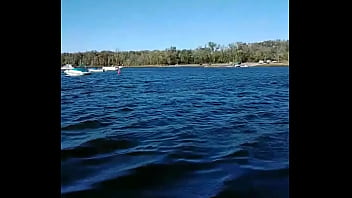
61, 40, 288, 67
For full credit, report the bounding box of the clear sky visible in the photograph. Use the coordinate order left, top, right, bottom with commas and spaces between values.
61, 0, 288, 53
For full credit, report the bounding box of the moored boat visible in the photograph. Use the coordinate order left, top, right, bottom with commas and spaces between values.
61, 64, 74, 71
64, 68, 91, 76
88, 68, 104, 72
102, 66, 117, 71
102, 66, 123, 71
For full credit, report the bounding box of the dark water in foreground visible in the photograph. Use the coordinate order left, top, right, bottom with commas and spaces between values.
61, 67, 289, 198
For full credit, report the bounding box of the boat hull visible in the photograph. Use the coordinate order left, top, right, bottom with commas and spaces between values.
102, 66, 117, 71
102, 66, 122, 71
88, 69, 104, 72
64, 70, 91, 76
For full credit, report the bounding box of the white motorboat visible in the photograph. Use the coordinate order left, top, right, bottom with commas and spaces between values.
102, 66, 123, 71
61, 64, 74, 71
88, 68, 104, 72
102, 66, 117, 71
234, 64, 249, 68
64, 68, 91, 76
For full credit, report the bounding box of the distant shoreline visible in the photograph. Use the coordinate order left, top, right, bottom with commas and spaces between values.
124, 62, 289, 68
76, 62, 288, 68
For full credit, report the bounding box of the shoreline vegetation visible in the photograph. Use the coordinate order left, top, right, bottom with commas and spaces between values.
77, 61, 288, 68
122, 61, 289, 68
72, 63, 288, 69
62, 40, 288, 67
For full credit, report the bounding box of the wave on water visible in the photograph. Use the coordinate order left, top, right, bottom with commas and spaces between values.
212, 167, 289, 198
61, 120, 111, 131
62, 137, 137, 160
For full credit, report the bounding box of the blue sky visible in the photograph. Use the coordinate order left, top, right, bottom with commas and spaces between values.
62, 0, 288, 52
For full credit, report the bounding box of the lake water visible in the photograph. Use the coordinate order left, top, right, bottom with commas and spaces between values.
61, 66, 289, 198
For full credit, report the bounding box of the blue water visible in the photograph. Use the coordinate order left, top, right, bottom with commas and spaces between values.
61, 66, 289, 198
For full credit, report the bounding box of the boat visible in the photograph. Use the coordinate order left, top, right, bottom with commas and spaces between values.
234, 63, 249, 68
102, 66, 123, 72
61, 64, 74, 71
102, 66, 118, 71
88, 68, 104, 72
64, 68, 91, 76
